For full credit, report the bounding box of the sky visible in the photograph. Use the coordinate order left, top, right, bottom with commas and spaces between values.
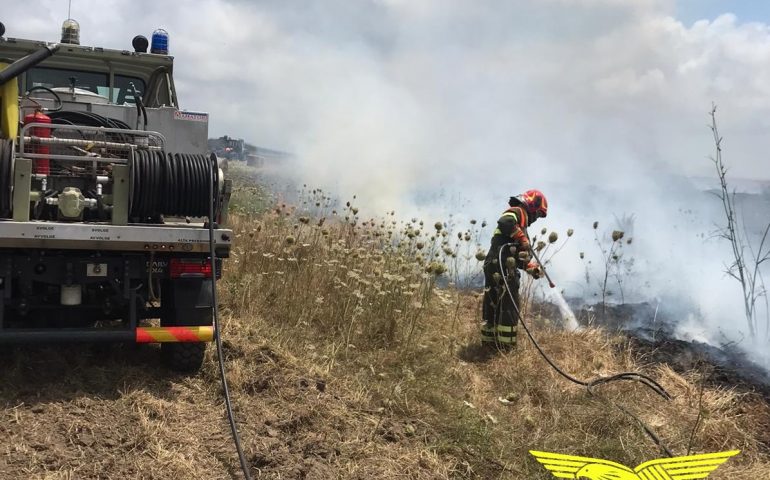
2, 1, 770, 359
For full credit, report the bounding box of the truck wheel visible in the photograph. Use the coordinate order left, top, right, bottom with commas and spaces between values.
159, 278, 213, 373
161, 342, 206, 373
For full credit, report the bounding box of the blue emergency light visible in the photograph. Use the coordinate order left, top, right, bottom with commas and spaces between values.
150, 28, 169, 55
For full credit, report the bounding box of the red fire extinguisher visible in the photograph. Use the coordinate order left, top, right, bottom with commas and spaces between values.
23, 110, 51, 175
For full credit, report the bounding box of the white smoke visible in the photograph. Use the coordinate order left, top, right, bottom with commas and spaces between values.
4, 1, 770, 364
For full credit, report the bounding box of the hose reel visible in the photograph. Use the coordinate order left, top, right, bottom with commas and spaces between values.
129, 151, 219, 219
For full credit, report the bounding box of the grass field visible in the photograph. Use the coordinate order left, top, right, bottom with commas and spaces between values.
0, 164, 767, 479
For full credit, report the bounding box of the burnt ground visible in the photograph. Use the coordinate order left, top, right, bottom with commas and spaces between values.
536, 300, 770, 399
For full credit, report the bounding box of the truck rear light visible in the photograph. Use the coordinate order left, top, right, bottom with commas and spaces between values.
169, 258, 219, 279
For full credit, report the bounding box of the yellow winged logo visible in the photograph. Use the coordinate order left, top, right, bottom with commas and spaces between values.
529, 449, 740, 479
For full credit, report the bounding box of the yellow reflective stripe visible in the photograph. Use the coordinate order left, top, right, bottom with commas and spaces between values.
501, 212, 517, 218
496, 336, 516, 344
136, 326, 214, 343
493, 228, 502, 235
496, 325, 514, 333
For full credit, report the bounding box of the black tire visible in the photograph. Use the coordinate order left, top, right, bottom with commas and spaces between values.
161, 342, 206, 373
159, 278, 213, 373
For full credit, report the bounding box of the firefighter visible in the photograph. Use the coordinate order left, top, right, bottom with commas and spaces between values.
481, 190, 548, 349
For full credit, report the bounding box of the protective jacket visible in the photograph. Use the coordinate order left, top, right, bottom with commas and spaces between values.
481, 206, 532, 348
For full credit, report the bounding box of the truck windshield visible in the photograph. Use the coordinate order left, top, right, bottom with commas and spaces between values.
26, 67, 146, 105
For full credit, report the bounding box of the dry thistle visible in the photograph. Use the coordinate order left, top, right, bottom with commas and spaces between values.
443, 247, 453, 256
541, 228, 547, 235
352, 207, 359, 215
475, 250, 486, 261
299, 216, 310, 224
434, 222, 443, 231
285, 235, 296, 245
481, 221, 487, 228
611, 230, 624, 242
536, 241, 546, 252
567, 228, 574, 237
463, 233, 471, 241
548, 232, 558, 244
627, 238, 633, 245
593, 221, 599, 229
470, 219, 477, 225
579, 252, 585, 259
416, 241, 425, 250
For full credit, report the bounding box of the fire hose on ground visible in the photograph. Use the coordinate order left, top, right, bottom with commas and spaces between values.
207, 153, 253, 480
498, 242, 675, 457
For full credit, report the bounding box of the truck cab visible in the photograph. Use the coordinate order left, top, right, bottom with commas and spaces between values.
0, 20, 232, 372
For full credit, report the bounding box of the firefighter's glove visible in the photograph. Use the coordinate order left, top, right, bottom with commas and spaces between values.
526, 261, 543, 279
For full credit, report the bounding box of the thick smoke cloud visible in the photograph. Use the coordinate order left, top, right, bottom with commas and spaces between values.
3, 1, 769, 361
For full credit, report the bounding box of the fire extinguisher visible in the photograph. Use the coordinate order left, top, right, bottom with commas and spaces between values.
23, 110, 51, 175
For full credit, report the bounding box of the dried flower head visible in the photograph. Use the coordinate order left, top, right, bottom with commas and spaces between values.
579, 252, 585, 259
475, 250, 486, 261
443, 247, 453, 256
463, 233, 471, 241
548, 232, 558, 244
416, 241, 425, 250
434, 222, 443, 231
593, 221, 599, 229
470, 219, 477, 225
426, 262, 447, 276
352, 207, 359, 215
536, 241, 546, 252
285, 235, 296, 245
299, 216, 310, 224
567, 228, 574, 237
611, 230, 624, 242
541, 228, 547, 235
627, 238, 633, 245
481, 221, 487, 228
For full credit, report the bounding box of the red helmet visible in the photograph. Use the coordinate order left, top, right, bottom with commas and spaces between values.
518, 189, 548, 219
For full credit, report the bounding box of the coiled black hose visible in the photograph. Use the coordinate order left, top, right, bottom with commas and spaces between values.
129, 151, 219, 219
48, 111, 133, 144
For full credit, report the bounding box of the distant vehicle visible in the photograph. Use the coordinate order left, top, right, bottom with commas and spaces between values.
0, 19, 232, 372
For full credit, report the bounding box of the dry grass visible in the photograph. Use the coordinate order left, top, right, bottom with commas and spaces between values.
0, 165, 768, 479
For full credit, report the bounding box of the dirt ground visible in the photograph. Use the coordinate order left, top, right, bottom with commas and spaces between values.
1, 305, 769, 479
